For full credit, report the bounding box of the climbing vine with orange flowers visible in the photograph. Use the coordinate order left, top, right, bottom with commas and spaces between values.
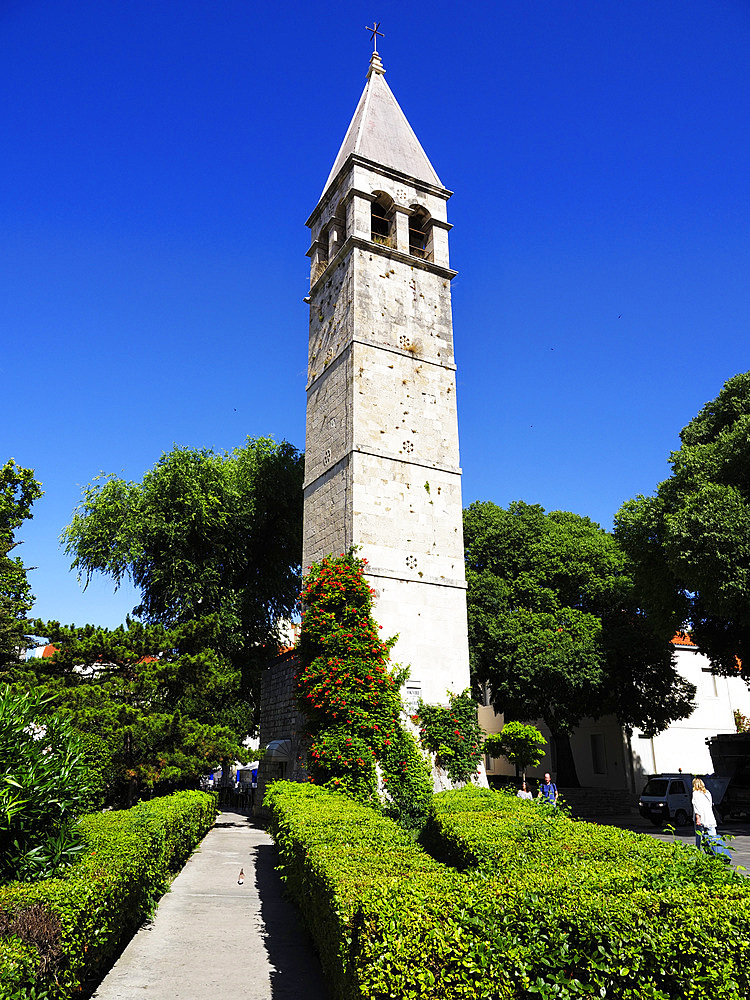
295, 550, 432, 828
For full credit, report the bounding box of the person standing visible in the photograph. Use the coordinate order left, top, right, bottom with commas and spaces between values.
538, 772, 558, 805
517, 781, 533, 800
692, 777, 717, 849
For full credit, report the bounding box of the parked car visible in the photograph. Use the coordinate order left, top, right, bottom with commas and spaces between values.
638, 773, 693, 827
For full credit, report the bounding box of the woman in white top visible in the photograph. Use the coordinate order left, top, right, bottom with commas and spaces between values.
692, 777, 717, 849
517, 781, 533, 800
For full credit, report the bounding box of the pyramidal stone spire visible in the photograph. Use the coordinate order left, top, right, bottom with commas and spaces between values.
320, 51, 442, 199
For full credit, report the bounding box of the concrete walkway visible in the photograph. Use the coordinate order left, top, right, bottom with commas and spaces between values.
91, 810, 331, 1000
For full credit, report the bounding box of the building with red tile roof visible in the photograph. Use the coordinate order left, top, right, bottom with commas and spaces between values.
479, 633, 750, 793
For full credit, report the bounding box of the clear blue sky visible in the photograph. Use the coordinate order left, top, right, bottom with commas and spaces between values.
3, 0, 749, 629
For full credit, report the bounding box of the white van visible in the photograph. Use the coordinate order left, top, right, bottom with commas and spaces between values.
638, 773, 733, 826
638, 773, 693, 827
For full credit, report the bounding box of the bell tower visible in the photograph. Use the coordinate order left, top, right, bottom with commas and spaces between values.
302, 50, 470, 707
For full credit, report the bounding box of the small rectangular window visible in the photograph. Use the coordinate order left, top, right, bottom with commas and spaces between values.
701, 669, 718, 698
590, 733, 607, 775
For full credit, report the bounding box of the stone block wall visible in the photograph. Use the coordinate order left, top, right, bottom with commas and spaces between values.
255, 652, 308, 815
352, 249, 455, 364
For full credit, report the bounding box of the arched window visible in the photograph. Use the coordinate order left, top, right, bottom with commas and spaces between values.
371, 192, 395, 247
409, 206, 432, 260
328, 202, 346, 260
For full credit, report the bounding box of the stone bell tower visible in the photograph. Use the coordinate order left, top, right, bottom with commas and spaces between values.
302, 49, 470, 708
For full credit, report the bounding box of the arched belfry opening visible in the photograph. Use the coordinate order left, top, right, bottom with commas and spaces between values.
328, 201, 347, 260
409, 206, 432, 260
371, 192, 395, 247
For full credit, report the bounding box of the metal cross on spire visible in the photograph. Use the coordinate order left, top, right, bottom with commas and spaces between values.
365, 21, 384, 53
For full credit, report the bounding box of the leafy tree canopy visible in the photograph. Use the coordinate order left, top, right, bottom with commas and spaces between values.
61, 436, 304, 712
0, 459, 42, 666
483, 721, 547, 781
1, 617, 249, 806
615, 373, 750, 676
464, 500, 694, 784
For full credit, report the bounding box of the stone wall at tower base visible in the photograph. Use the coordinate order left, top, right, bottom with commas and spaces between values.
255, 653, 308, 817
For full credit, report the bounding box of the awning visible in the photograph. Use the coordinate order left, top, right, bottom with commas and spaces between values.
263, 739, 293, 763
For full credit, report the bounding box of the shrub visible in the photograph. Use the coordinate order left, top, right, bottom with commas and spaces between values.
416, 689, 483, 784
308, 728, 380, 806
424, 787, 750, 998
267, 781, 750, 999
265, 780, 513, 1000
70, 731, 117, 815
0, 686, 92, 882
0, 790, 216, 999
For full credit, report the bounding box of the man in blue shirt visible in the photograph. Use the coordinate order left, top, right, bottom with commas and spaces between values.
538, 772, 558, 805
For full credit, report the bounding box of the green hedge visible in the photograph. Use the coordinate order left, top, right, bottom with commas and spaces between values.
425, 786, 738, 887
0, 790, 216, 999
265, 781, 514, 1000
425, 787, 750, 998
267, 781, 750, 1000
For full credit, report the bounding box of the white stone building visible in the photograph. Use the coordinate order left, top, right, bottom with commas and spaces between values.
479, 634, 750, 792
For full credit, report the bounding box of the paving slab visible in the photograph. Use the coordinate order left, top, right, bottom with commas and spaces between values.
91, 810, 331, 1000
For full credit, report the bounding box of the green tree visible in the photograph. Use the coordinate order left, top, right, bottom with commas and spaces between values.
483, 721, 547, 782
0, 460, 42, 666
61, 437, 304, 717
615, 371, 750, 677
1, 617, 249, 806
464, 500, 694, 786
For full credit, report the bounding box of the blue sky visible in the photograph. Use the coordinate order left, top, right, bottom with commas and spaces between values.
3, 0, 749, 629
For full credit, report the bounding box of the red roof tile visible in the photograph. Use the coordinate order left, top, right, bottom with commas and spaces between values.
671, 632, 697, 647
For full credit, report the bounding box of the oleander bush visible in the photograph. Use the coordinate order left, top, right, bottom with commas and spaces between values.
267, 780, 750, 1000
0, 790, 216, 999
0, 686, 93, 883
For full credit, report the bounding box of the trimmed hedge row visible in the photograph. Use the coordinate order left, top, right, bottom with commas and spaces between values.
0, 790, 216, 999
426, 786, 740, 888
265, 781, 514, 999
427, 787, 750, 998
267, 781, 750, 1000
